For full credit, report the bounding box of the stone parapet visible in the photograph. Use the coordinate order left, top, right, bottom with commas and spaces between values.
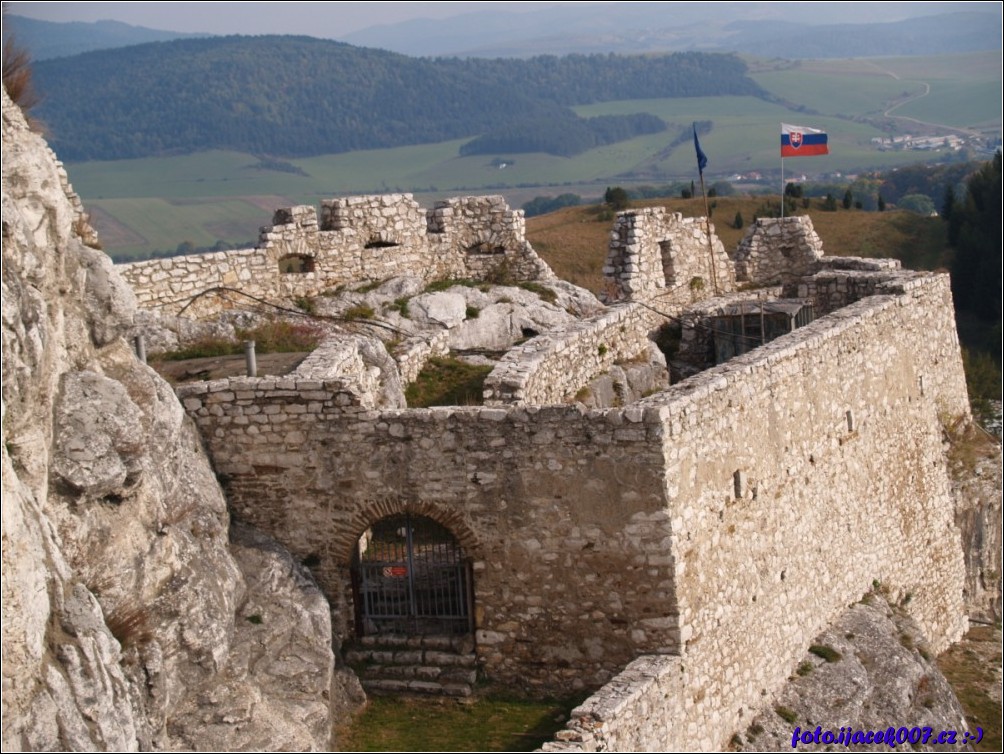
118, 194, 551, 316
482, 303, 656, 405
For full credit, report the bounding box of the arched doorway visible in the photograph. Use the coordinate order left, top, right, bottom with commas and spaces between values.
351, 512, 473, 637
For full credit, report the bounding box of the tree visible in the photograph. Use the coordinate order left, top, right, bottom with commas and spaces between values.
948, 152, 1002, 321
733, 211, 744, 229
822, 194, 838, 211
877, 194, 886, 212
842, 188, 853, 210
784, 182, 803, 198
897, 194, 936, 216
604, 186, 630, 211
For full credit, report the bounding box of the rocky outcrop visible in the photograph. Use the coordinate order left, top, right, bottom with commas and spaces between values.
946, 421, 1003, 623
733, 597, 970, 751
1, 88, 345, 749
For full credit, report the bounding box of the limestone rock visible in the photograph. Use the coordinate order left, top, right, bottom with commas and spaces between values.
52, 370, 147, 497
78, 244, 137, 347
408, 291, 468, 328
163, 524, 344, 751
734, 598, 969, 752
948, 422, 1003, 622
2, 87, 346, 751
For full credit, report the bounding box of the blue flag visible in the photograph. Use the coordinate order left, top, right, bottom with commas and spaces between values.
693, 124, 708, 175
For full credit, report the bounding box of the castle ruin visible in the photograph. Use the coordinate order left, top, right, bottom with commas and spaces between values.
120, 196, 972, 751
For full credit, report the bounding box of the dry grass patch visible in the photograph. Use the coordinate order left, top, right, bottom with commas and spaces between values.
937, 625, 1002, 752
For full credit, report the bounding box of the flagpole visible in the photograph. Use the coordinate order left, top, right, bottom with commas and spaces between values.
780, 156, 785, 219
693, 123, 718, 294
698, 170, 719, 295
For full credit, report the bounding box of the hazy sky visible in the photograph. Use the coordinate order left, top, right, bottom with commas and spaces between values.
8, 1, 999, 38
6, 2, 585, 36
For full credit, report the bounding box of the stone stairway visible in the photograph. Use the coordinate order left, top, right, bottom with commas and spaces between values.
345, 634, 478, 697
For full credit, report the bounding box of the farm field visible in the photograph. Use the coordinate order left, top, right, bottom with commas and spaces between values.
64, 51, 996, 259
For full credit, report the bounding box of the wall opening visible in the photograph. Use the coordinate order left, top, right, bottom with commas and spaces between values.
466, 241, 505, 255
365, 238, 400, 249
351, 512, 473, 637
659, 239, 677, 287
278, 254, 315, 274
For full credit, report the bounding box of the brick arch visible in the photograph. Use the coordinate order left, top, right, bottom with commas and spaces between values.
331, 498, 481, 567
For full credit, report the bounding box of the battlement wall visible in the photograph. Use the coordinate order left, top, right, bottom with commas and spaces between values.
734, 215, 825, 284
118, 194, 552, 315
176, 384, 677, 690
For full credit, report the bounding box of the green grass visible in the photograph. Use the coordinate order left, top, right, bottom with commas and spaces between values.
337, 695, 575, 752
405, 357, 493, 407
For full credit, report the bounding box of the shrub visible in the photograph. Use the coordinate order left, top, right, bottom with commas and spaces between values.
343, 304, 375, 321
3, 36, 41, 121
106, 603, 154, 649
809, 644, 842, 663
405, 357, 493, 407
775, 705, 798, 724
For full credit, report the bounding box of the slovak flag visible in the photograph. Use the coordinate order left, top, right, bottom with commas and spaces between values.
781, 123, 829, 157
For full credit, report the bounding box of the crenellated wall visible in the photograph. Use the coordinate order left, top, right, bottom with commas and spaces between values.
118, 194, 553, 315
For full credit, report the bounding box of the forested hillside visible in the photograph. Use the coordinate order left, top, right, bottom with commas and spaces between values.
32, 36, 763, 161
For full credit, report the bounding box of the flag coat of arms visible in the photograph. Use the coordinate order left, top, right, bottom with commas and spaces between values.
781, 123, 828, 157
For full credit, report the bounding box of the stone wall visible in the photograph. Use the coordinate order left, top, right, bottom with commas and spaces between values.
635, 272, 968, 750
119, 195, 553, 315
177, 387, 677, 692
734, 216, 825, 284
603, 209, 735, 303
175, 270, 969, 727
482, 303, 660, 405
544, 271, 969, 751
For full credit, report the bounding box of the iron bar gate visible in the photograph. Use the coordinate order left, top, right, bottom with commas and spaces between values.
351, 513, 473, 636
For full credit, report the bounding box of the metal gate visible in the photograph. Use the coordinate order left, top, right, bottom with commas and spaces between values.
351, 513, 473, 636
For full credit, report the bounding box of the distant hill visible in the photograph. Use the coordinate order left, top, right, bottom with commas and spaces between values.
32, 36, 763, 161
724, 12, 1002, 59
3, 14, 209, 60
341, 6, 1001, 59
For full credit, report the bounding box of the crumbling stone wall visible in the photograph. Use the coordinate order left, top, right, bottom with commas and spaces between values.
603, 209, 735, 303
733, 215, 825, 284
119, 195, 552, 315
482, 303, 659, 405
176, 269, 969, 722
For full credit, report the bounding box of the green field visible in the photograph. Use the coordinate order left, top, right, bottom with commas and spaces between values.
65, 51, 999, 259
